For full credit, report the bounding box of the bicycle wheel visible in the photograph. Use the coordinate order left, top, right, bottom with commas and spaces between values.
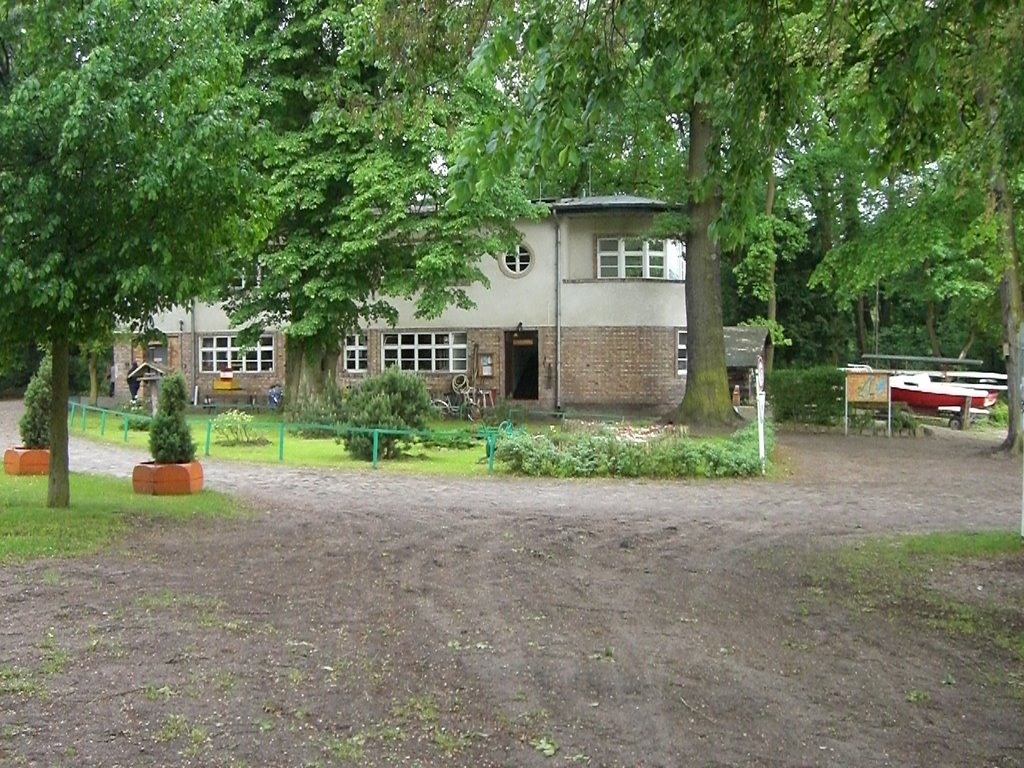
464, 401, 481, 421
431, 398, 453, 418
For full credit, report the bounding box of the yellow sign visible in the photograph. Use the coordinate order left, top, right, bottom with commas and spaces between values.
846, 371, 889, 404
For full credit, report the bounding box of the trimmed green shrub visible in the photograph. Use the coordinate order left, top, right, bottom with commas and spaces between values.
417, 428, 478, 450
343, 367, 433, 460
495, 421, 772, 479
149, 372, 196, 464
19, 355, 52, 449
767, 366, 844, 425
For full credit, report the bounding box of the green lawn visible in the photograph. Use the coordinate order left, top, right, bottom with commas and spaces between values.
0, 472, 241, 562
65, 403, 498, 476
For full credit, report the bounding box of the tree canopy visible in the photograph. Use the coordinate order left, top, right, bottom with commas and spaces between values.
0, 0, 262, 505
224, 0, 539, 411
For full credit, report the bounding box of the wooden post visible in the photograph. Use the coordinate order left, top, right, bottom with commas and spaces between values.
962, 395, 972, 431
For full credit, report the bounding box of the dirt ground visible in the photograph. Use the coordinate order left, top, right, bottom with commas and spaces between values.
1, 400, 1022, 767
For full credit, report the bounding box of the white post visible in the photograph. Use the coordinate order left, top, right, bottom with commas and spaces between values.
1015, 325, 1024, 540
1019, 325, 1024, 538
756, 356, 766, 475
844, 378, 849, 436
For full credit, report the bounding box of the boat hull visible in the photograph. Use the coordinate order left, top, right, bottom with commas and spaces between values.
890, 374, 997, 413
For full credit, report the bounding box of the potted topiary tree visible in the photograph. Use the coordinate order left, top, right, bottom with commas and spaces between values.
4, 355, 53, 476
131, 371, 203, 494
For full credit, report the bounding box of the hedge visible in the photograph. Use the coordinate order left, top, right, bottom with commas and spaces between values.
766, 366, 845, 425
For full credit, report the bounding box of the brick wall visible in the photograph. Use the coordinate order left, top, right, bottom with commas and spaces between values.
336, 328, 526, 404
338, 325, 682, 413
115, 333, 285, 406
120, 325, 685, 413
559, 326, 685, 412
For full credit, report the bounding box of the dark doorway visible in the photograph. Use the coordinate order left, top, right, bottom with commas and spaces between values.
505, 330, 539, 400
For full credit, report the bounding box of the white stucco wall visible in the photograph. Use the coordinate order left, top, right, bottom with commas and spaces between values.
152, 303, 233, 332
146, 205, 687, 335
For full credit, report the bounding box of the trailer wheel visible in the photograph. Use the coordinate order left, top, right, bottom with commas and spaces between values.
948, 415, 963, 430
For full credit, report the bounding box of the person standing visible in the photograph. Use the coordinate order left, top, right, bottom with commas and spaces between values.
108, 363, 116, 397
127, 358, 140, 401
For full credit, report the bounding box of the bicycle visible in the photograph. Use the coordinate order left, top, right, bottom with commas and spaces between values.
431, 391, 481, 421
432, 374, 483, 420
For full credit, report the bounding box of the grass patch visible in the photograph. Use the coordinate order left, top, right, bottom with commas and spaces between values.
809, 531, 1024, 666
68, 407, 495, 475
69, 404, 773, 479
0, 472, 240, 562
0, 665, 38, 696
901, 531, 1021, 558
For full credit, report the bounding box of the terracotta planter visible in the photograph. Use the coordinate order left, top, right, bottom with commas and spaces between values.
132, 460, 204, 495
4, 447, 50, 476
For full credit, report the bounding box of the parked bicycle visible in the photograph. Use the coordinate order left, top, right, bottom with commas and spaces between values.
431, 374, 482, 421
431, 392, 481, 421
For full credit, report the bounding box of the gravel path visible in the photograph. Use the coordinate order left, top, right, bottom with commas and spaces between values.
9, 400, 1013, 539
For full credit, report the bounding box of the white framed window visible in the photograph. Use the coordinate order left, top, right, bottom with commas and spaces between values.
382, 331, 468, 372
200, 334, 275, 373
677, 330, 688, 374
344, 333, 368, 372
229, 263, 263, 292
502, 243, 533, 277
597, 237, 684, 280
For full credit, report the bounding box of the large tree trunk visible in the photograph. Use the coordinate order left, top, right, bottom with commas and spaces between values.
995, 171, 1023, 453
48, 336, 70, 508
283, 334, 341, 415
676, 103, 735, 426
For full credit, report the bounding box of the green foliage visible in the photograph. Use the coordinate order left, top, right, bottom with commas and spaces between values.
0, 343, 42, 396
212, 410, 265, 446
19, 356, 52, 449
809, 170, 999, 351
343, 368, 433, 461
988, 400, 1009, 427
289, 383, 346, 439
0, 0, 262, 503
417, 429, 478, 450
455, 0, 811, 424
148, 373, 196, 464
893, 404, 920, 434
226, 2, 537, 405
67, 352, 91, 396
119, 400, 151, 432
480, 397, 523, 426
734, 211, 807, 307
0, 0, 260, 344
767, 367, 845, 425
494, 423, 771, 479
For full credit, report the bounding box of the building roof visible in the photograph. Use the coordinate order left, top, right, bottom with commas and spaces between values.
127, 361, 167, 381
723, 326, 769, 368
548, 195, 677, 214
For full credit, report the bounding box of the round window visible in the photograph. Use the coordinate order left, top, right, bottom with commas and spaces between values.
502, 244, 533, 276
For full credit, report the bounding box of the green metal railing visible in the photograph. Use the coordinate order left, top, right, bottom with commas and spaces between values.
66, 401, 513, 471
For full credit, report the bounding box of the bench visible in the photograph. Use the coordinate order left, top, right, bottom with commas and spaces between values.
201, 389, 261, 414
